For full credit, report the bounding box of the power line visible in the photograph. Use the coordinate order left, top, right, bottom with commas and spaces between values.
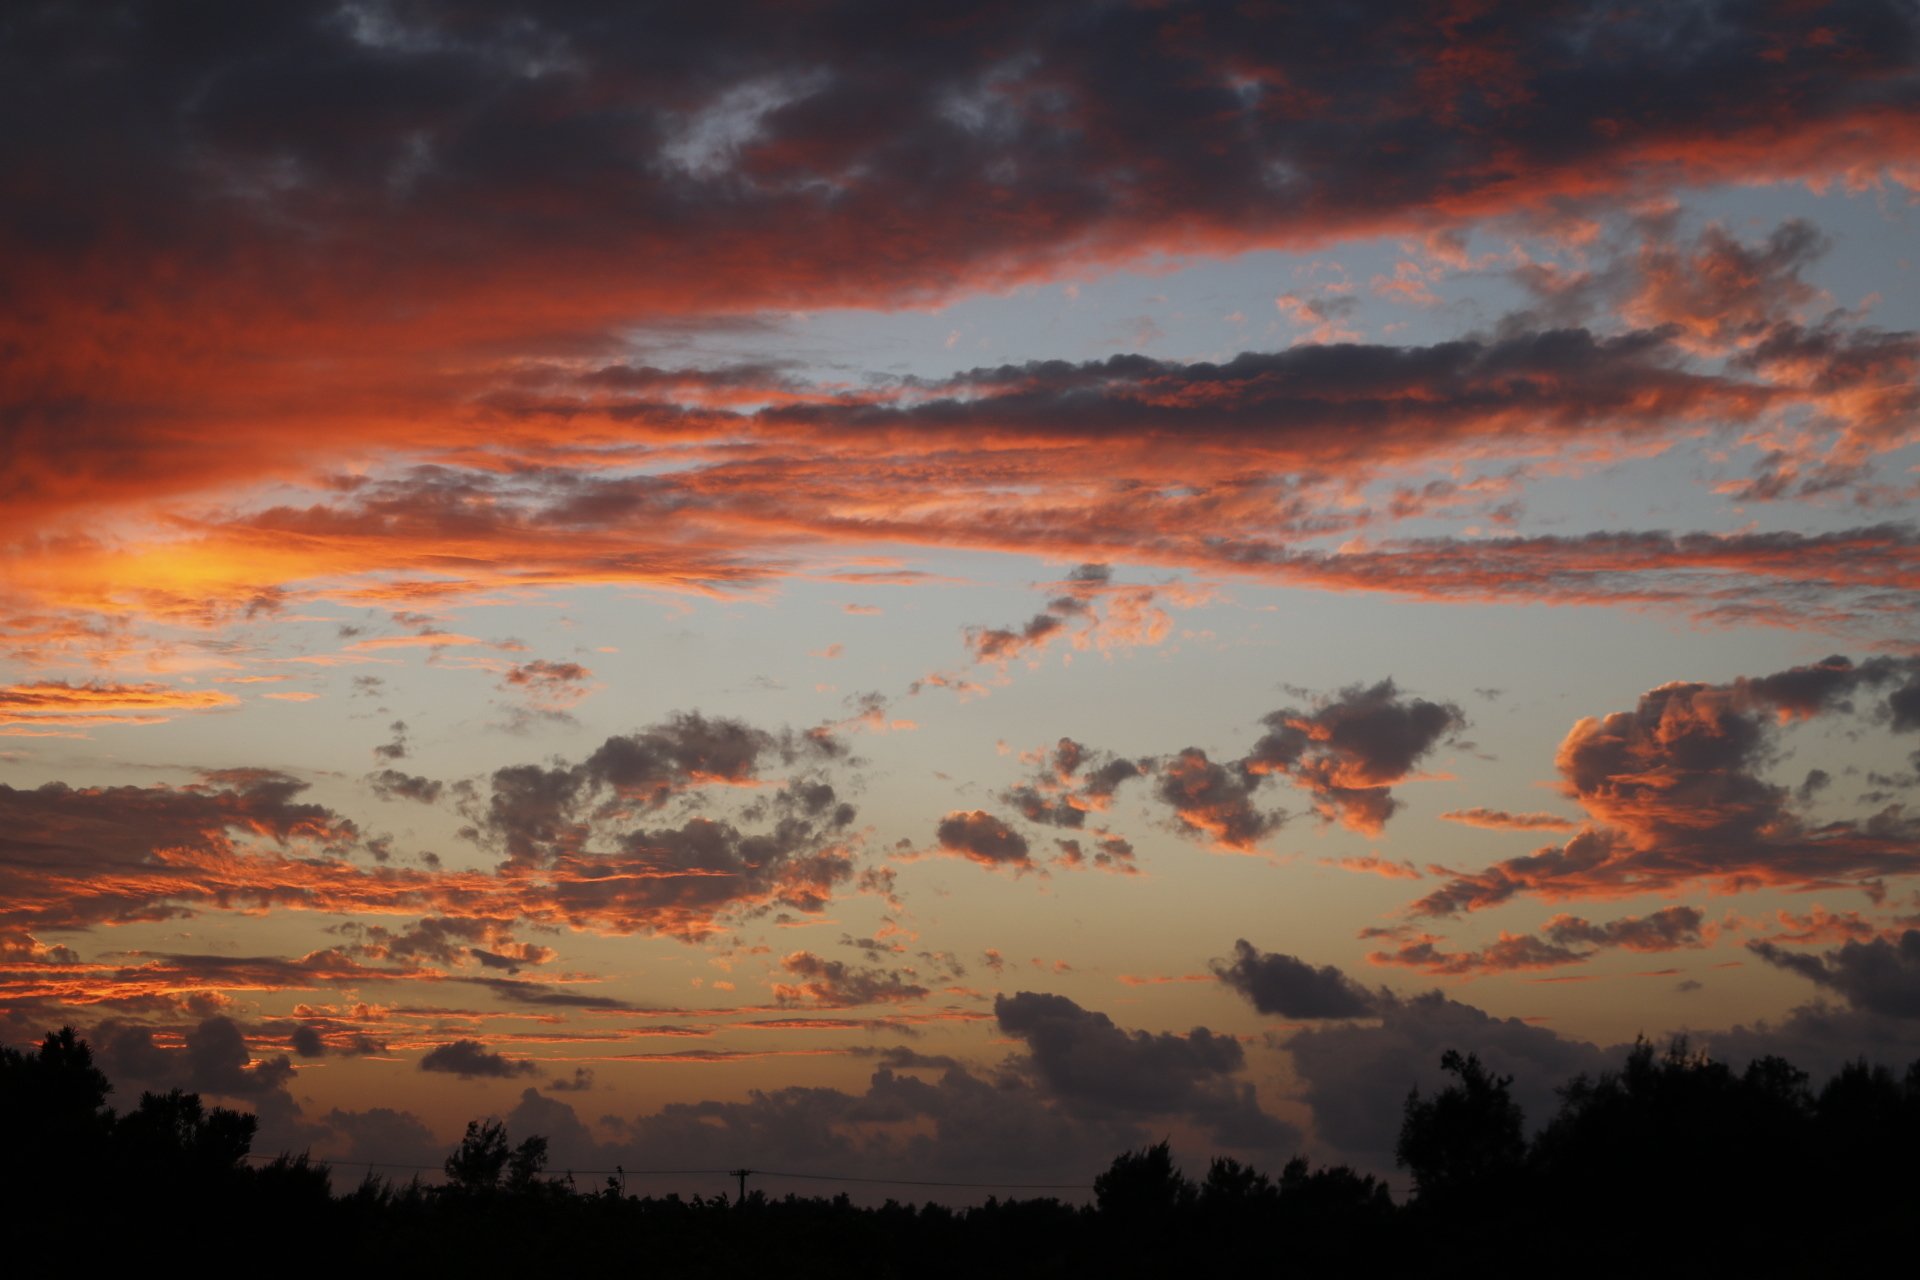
751, 1168, 1090, 1190
242, 1152, 1090, 1190
245, 1154, 729, 1177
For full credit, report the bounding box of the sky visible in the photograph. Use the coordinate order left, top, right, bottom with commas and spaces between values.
4, 0, 1920, 1196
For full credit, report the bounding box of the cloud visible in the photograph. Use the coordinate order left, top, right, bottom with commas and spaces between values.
773, 951, 930, 1008
1050, 835, 1138, 876
0, 714, 862, 965
472, 712, 838, 865
312, 1107, 446, 1168
1622, 219, 1830, 353
1212, 941, 1379, 1018
4, 7, 1919, 674
933, 810, 1033, 871
1000, 736, 1147, 832
1367, 907, 1706, 977
962, 569, 1211, 669
1287, 989, 1611, 1168
1154, 748, 1280, 852
1439, 808, 1578, 833
1413, 657, 1920, 915
15, 2, 1911, 549
367, 769, 444, 805
1751, 930, 1920, 1018
1243, 679, 1465, 833
0, 681, 237, 729
501, 659, 595, 710
92, 1015, 298, 1119
994, 991, 1298, 1151
1143, 680, 1461, 850
418, 1039, 538, 1079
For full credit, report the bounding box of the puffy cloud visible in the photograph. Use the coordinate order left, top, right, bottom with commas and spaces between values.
91, 1015, 299, 1124
474, 711, 833, 864
418, 1039, 538, 1079
312, 1107, 446, 1168
1751, 930, 1920, 1018
1413, 657, 1920, 915
933, 811, 1032, 871
1211, 940, 1380, 1019
1050, 835, 1139, 876
367, 769, 444, 805
0, 712, 863, 988
1622, 220, 1831, 352
1287, 991, 1610, 1169
1001, 737, 1147, 830
1154, 748, 1280, 852
1244, 679, 1464, 833
1144, 679, 1460, 850
994, 991, 1298, 1151
596, 1063, 1144, 1191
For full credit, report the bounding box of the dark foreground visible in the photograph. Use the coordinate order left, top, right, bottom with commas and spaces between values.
6, 1028, 1916, 1274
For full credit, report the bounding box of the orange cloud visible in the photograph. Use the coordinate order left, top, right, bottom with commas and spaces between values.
0, 680, 238, 729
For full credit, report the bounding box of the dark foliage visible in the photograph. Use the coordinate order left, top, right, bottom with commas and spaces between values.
6, 1026, 1918, 1273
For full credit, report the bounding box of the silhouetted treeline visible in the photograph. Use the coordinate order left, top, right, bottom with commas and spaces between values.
6, 1027, 1918, 1274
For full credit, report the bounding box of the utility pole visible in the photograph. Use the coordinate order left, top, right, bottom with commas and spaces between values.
729, 1167, 752, 1206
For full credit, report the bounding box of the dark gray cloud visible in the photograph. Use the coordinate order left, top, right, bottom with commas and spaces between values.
547, 1067, 595, 1092
994, 991, 1298, 1151
1751, 930, 1920, 1018
0, 773, 359, 933
16, 1, 1908, 374
468, 711, 848, 866
774, 951, 930, 1008
1211, 940, 1378, 1019
1244, 679, 1465, 833
1544, 906, 1704, 952
313, 1106, 445, 1169
1153, 748, 1281, 851
90, 1015, 302, 1134
418, 1039, 538, 1079
368, 768, 445, 804
1000, 737, 1147, 830
1142, 680, 1461, 850
933, 810, 1032, 870
1287, 991, 1611, 1170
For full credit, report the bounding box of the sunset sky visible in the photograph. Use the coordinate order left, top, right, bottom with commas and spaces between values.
5, 0, 1920, 1194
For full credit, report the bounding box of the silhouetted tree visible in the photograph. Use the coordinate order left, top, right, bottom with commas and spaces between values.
1200, 1154, 1277, 1210
444, 1117, 512, 1192
443, 1117, 553, 1196
13, 1022, 1920, 1273
113, 1086, 258, 1180
1396, 1049, 1524, 1199
1094, 1140, 1196, 1221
